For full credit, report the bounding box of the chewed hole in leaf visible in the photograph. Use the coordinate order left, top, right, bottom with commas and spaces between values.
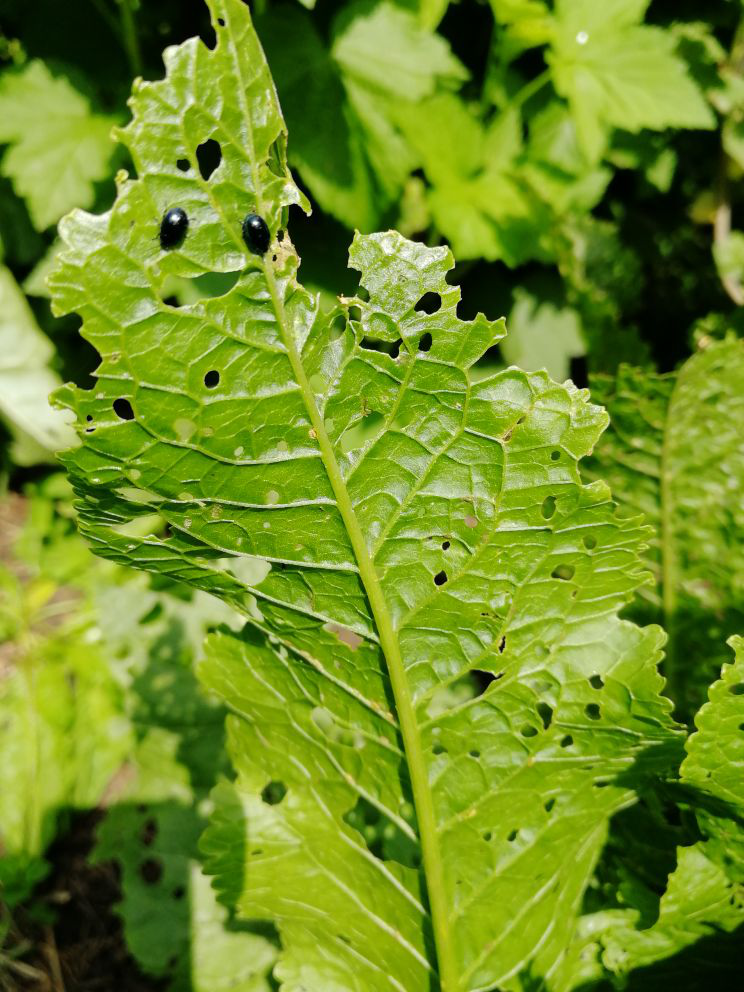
521, 725, 538, 738
583, 535, 597, 550
434, 570, 448, 586
589, 674, 604, 690
544, 798, 556, 812
261, 781, 287, 806
507, 829, 518, 842
204, 370, 220, 388
432, 743, 447, 755
552, 564, 575, 581
469, 748, 480, 758
537, 702, 553, 730
176, 158, 190, 172
348, 305, 362, 322
729, 683, 744, 695
418, 332, 433, 352
113, 398, 135, 421
139, 858, 163, 885
541, 495, 556, 520
196, 138, 221, 179
560, 734, 573, 748
585, 703, 601, 721
415, 292, 441, 315
360, 335, 401, 357
550, 450, 561, 461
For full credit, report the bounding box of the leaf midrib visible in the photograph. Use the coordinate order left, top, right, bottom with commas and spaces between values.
261, 259, 457, 989
220, 6, 458, 986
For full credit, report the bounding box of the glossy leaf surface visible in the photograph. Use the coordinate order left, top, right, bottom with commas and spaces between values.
50, 2, 687, 988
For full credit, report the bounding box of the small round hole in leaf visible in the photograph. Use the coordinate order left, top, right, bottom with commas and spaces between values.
196, 138, 221, 180
415, 292, 441, 314
418, 332, 433, 352
434, 570, 448, 586
585, 703, 601, 721
583, 535, 597, 550
261, 780, 287, 805
113, 398, 135, 421
176, 158, 190, 172
204, 370, 220, 389
589, 674, 604, 690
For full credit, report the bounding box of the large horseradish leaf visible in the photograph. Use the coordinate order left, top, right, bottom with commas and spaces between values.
50, 1, 684, 988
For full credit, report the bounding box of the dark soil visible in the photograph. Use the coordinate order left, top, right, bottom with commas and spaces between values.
8, 810, 165, 992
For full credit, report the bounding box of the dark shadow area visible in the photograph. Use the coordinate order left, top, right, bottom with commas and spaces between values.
11, 808, 167, 991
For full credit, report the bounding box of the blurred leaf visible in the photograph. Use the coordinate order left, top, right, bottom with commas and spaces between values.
713, 229, 744, 287
398, 94, 548, 263
585, 340, 744, 716
595, 636, 744, 982
22, 240, 62, 298
501, 287, 585, 380
0, 491, 131, 903
549, 0, 715, 162
332, 0, 467, 101
258, 5, 378, 230
0, 60, 116, 229
0, 265, 75, 464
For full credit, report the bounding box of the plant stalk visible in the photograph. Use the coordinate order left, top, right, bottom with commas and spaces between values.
263, 260, 460, 992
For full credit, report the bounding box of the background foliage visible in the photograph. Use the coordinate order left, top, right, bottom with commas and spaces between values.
0, 0, 743, 989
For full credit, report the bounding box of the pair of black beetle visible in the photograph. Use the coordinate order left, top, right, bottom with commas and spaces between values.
159, 207, 270, 255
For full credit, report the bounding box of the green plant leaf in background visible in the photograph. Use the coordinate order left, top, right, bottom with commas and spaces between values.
548, 0, 716, 162
585, 339, 744, 718
45, 2, 729, 988
92, 588, 278, 991
591, 636, 744, 987
501, 286, 585, 381
0, 265, 75, 464
258, 1, 465, 231
0, 60, 117, 230
0, 484, 131, 904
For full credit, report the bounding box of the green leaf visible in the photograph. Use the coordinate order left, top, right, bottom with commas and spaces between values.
501, 287, 585, 381
259, 1, 463, 230
258, 5, 378, 230
0, 490, 131, 904
548, 0, 715, 162
594, 637, 744, 984
585, 340, 744, 717
0, 60, 116, 230
396, 94, 549, 264
50, 2, 687, 987
681, 634, 744, 881
332, 1, 467, 102
93, 593, 277, 990
0, 265, 75, 464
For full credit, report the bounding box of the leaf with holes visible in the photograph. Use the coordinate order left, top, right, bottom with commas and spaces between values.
50, 2, 689, 989
584, 339, 744, 719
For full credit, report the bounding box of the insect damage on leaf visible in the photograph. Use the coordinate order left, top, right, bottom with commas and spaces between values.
48, 1, 694, 990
